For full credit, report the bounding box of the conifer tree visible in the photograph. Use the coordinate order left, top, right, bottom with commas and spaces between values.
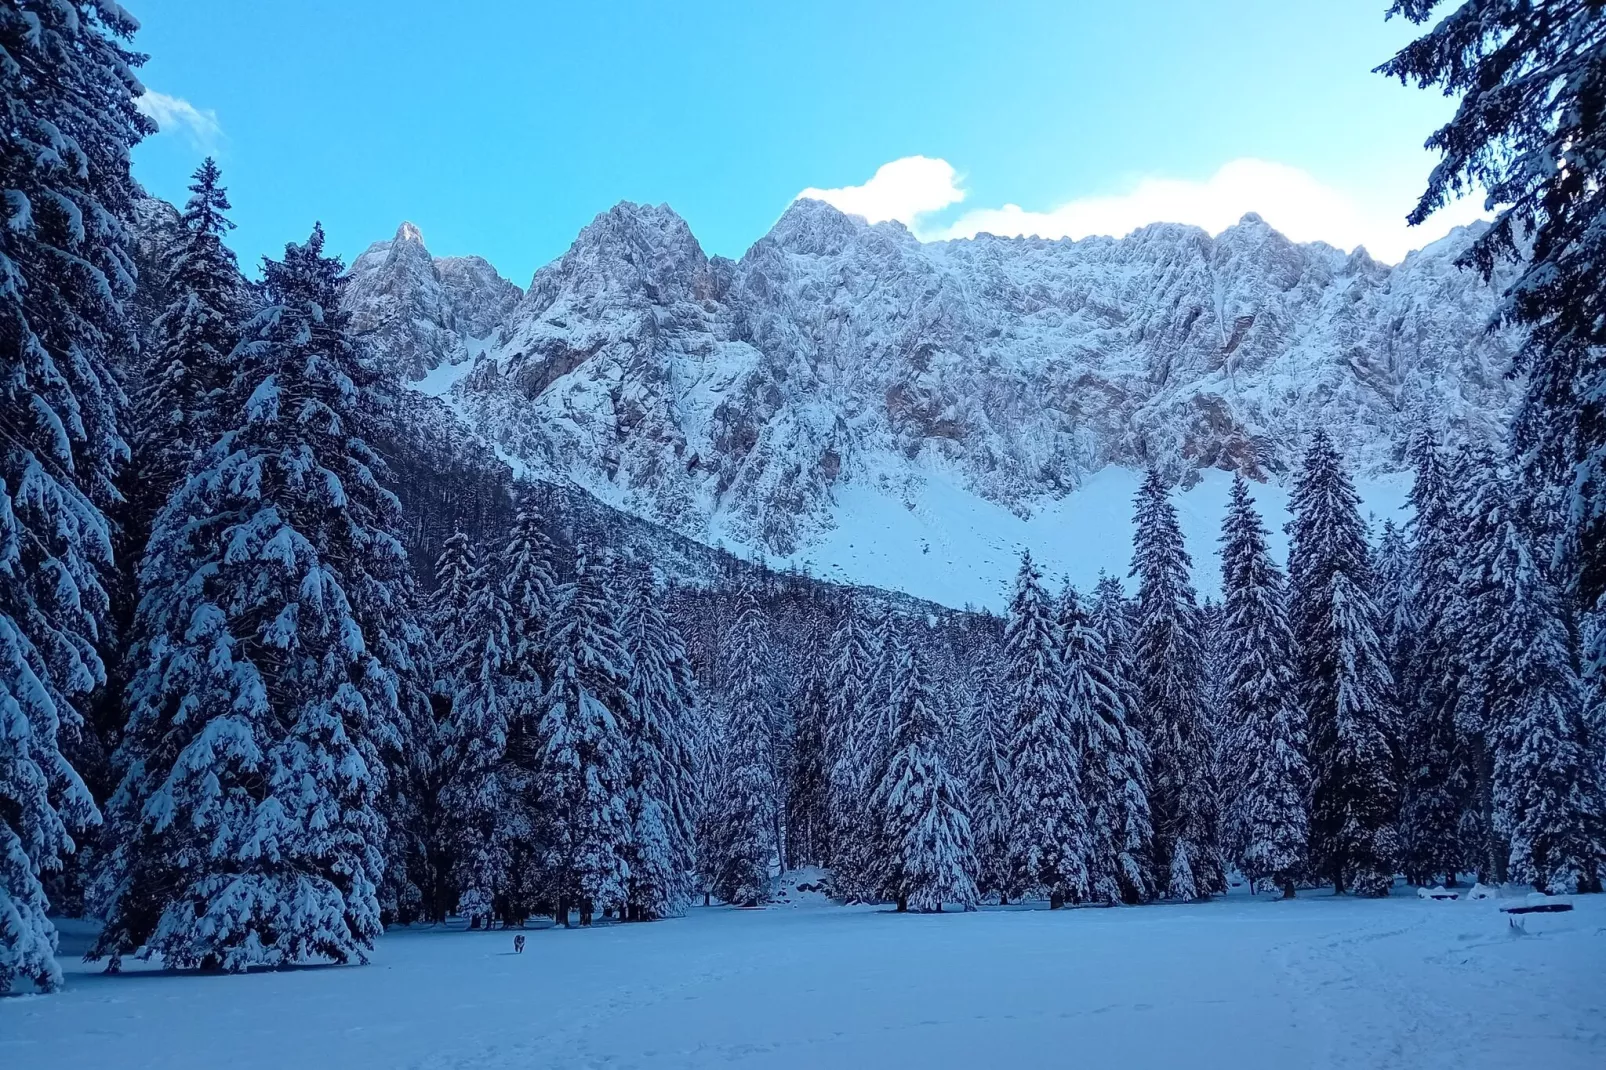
93, 226, 418, 970
1057, 584, 1125, 904
1219, 476, 1308, 897
877, 636, 979, 913
128, 158, 243, 531
1003, 552, 1089, 907
621, 564, 702, 919
429, 532, 477, 653
441, 559, 520, 925
1088, 574, 1158, 903
825, 599, 874, 886
1398, 435, 1464, 884
1130, 471, 1223, 899
0, 0, 151, 993
1443, 443, 1513, 880
502, 490, 559, 689
1288, 433, 1401, 895
1468, 478, 1605, 892
709, 588, 776, 905
1381, 3, 1606, 652
962, 662, 1013, 903
786, 644, 832, 869
540, 549, 633, 925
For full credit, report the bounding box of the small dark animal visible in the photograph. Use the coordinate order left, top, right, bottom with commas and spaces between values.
513, 934, 526, 954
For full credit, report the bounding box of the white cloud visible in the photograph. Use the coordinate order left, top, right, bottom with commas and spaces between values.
930, 157, 1487, 264
135, 90, 222, 149
797, 156, 965, 227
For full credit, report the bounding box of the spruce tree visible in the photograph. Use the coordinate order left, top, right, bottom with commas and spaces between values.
1381, 3, 1606, 646
1398, 434, 1464, 884
786, 643, 832, 869
1130, 471, 1223, 900
502, 489, 558, 689
1472, 479, 1605, 892
93, 226, 417, 970
539, 549, 633, 925
1219, 476, 1308, 897
0, 0, 151, 993
128, 158, 243, 530
1444, 442, 1512, 880
621, 564, 702, 919
1057, 584, 1125, 905
1288, 433, 1401, 895
709, 588, 776, 905
962, 662, 1013, 903
1090, 573, 1158, 902
825, 599, 874, 888
877, 636, 979, 913
439, 557, 524, 926
1003, 552, 1089, 907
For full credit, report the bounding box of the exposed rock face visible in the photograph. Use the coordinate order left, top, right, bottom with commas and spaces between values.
343, 221, 521, 380
413, 199, 1518, 558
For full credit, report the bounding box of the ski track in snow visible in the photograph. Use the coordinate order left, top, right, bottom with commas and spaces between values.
5, 891, 1603, 1069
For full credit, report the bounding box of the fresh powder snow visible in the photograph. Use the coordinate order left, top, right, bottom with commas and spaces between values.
8, 891, 1603, 1069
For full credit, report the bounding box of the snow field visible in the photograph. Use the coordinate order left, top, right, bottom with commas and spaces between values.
771, 465, 1412, 610
6, 890, 1602, 1069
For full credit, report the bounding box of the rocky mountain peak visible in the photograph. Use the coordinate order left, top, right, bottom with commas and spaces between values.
342, 221, 520, 380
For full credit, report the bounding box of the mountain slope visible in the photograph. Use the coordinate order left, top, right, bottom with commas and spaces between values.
346, 200, 1520, 607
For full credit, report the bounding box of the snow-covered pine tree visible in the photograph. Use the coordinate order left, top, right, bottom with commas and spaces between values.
621, 563, 702, 920
539, 548, 633, 925
1381, 3, 1606, 686
1004, 552, 1089, 907
502, 487, 559, 689
398, 528, 481, 921
1470, 476, 1605, 893
93, 225, 419, 970
1444, 442, 1512, 881
429, 531, 477, 659
962, 661, 1013, 903
1089, 574, 1158, 903
1130, 471, 1224, 900
786, 641, 832, 869
1288, 432, 1401, 896
709, 587, 776, 906
0, 0, 152, 994
825, 598, 873, 887
877, 635, 979, 913
1397, 433, 1463, 885
1057, 584, 1125, 905
441, 558, 519, 926
128, 158, 243, 533
1218, 476, 1308, 897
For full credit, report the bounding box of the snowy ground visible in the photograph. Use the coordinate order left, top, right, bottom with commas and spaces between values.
6, 889, 1602, 1069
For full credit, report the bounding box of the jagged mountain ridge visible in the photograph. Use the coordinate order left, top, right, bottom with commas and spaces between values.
345, 222, 523, 380
342, 199, 1521, 605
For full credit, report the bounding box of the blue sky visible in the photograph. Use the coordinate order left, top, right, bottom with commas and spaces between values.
129, 1, 1472, 285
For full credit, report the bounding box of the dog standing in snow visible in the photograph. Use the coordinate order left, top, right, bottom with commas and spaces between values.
513, 934, 526, 954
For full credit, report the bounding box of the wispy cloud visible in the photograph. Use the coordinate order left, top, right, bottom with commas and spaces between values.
135, 90, 222, 150
797, 156, 965, 228
799, 156, 1488, 264
929, 158, 1487, 264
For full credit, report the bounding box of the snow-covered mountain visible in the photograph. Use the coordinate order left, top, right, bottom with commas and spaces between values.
345, 200, 1521, 608
345, 222, 521, 381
